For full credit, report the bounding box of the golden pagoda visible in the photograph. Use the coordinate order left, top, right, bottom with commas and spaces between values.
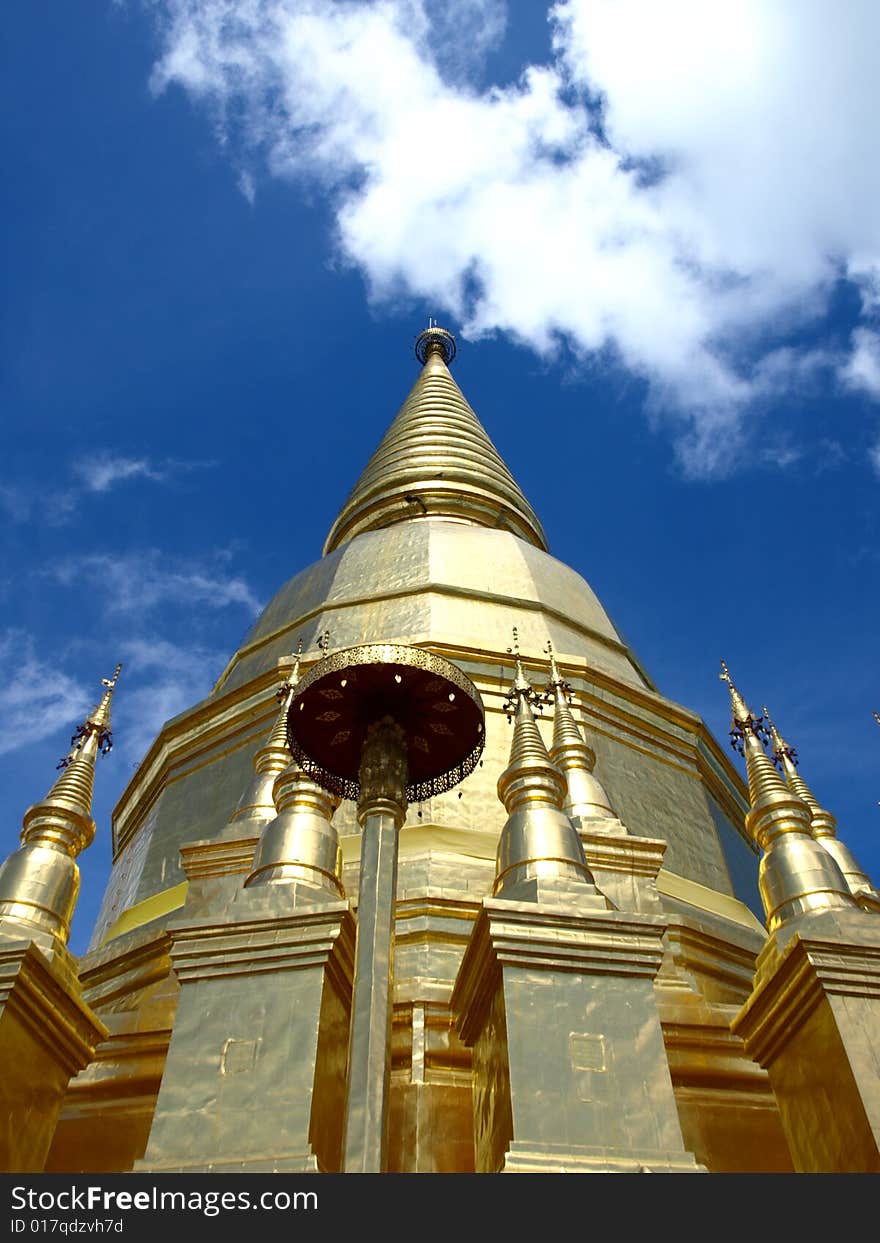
4, 327, 880, 1174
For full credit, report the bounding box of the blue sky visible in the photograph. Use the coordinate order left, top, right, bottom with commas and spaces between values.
3, 1, 880, 954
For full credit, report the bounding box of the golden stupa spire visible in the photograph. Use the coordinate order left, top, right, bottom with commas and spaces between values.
493, 631, 607, 905
226, 641, 303, 829
48, 662, 121, 814
0, 664, 122, 947
244, 635, 343, 897
763, 704, 879, 905
545, 639, 617, 824
323, 326, 547, 555
719, 661, 852, 930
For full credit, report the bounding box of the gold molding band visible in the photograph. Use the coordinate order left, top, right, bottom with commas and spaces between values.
97, 831, 763, 950
98, 882, 188, 947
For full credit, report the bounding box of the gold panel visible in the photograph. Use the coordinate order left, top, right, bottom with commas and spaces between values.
99, 882, 188, 946
0, 940, 107, 1172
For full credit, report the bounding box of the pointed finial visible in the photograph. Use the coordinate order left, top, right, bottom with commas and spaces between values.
506, 627, 527, 689
508, 626, 520, 659
58, 663, 122, 768
544, 638, 559, 679
544, 639, 573, 702
101, 664, 123, 691
543, 638, 616, 822
277, 638, 304, 700
317, 629, 331, 660
762, 704, 798, 771
720, 660, 767, 754
503, 629, 546, 721
414, 324, 457, 366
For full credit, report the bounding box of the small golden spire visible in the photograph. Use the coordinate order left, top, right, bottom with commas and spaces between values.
56, 660, 122, 776
49, 662, 122, 817
244, 760, 343, 897
265, 639, 304, 749
719, 659, 758, 741
764, 704, 879, 905
545, 640, 616, 823
226, 641, 303, 829
762, 705, 806, 795
0, 665, 122, 947
493, 635, 606, 906
88, 662, 122, 732
244, 636, 343, 898
719, 662, 852, 930
720, 661, 783, 810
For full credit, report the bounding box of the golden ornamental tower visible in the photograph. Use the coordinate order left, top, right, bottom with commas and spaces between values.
0, 667, 121, 1171
761, 705, 880, 909
13, 327, 877, 1174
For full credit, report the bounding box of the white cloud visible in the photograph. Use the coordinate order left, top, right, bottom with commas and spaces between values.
758, 442, 801, 471
0, 632, 230, 769
752, 348, 836, 396
43, 550, 263, 616
1, 454, 216, 525
114, 637, 225, 761
71, 454, 165, 493
0, 483, 79, 526
71, 452, 216, 495
840, 329, 880, 400
0, 631, 88, 758
237, 169, 256, 204
149, 0, 880, 474
0, 485, 34, 524
846, 260, 880, 316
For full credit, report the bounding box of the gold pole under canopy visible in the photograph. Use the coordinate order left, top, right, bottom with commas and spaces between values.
287, 642, 484, 1173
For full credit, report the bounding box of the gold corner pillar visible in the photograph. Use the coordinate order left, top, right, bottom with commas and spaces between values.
732, 908, 880, 1172
137, 897, 355, 1173
452, 899, 704, 1173
0, 938, 107, 1172
342, 719, 407, 1174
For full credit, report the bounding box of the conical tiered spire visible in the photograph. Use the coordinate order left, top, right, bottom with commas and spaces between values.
493, 632, 607, 906
719, 661, 852, 930
0, 664, 121, 946
323, 326, 547, 555
226, 642, 303, 830
763, 705, 879, 905
545, 640, 617, 825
